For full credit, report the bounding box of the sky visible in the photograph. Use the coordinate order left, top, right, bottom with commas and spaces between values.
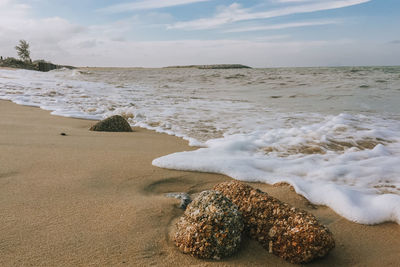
0, 0, 399, 67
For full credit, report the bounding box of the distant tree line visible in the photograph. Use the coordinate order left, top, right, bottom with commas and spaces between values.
0, 40, 74, 71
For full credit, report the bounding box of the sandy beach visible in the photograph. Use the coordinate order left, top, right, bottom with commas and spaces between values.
0, 99, 399, 266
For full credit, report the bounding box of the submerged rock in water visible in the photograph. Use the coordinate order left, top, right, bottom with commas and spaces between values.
165, 192, 192, 209
174, 190, 244, 259
90, 115, 133, 132
213, 181, 335, 264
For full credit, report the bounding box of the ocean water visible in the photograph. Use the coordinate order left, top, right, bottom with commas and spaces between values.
1, 66, 400, 224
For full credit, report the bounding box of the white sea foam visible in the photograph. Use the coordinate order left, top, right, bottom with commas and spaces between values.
1, 67, 400, 224
153, 114, 400, 224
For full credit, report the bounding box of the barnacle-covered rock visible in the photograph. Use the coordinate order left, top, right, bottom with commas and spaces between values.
213, 181, 335, 264
174, 190, 244, 259
90, 115, 133, 132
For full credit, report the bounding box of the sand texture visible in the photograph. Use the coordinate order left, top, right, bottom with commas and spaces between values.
0, 66, 18, 70
0, 100, 399, 266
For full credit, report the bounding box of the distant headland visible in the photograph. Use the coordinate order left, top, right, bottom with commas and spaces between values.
164, 64, 252, 69
0, 57, 75, 72
0, 40, 75, 72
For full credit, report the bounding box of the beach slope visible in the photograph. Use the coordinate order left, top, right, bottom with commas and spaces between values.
0, 100, 398, 266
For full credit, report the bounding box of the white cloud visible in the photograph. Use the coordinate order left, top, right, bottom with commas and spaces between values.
168, 0, 371, 30
98, 0, 212, 13
0, 1, 86, 61
0, 0, 12, 7
0, 1, 30, 23
274, 0, 317, 3
88, 12, 173, 40
224, 19, 341, 33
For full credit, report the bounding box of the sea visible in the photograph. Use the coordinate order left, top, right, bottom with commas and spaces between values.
1, 66, 399, 224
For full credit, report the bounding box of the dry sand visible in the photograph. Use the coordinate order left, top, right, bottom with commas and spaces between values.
0, 100, 399, 266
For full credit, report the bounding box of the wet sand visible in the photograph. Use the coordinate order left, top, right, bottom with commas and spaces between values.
0, 99, 399, 266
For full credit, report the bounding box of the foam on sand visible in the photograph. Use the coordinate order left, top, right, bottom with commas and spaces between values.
153, 114, 400, 224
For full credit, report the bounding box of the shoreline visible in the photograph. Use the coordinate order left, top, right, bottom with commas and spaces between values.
0, 99, 399, 266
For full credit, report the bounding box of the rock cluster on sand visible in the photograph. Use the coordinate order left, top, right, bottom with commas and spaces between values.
90, 115, 133, 132
174, 190, 244, 259
213, 181, 335, 264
